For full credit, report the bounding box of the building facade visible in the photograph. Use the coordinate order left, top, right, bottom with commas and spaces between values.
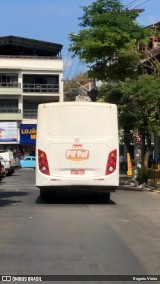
0, 36, 63, 155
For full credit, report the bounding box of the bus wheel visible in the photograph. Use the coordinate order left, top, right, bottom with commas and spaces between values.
99, 192, 110, 200
40, 188, 47, 200
106, 193, 110, 200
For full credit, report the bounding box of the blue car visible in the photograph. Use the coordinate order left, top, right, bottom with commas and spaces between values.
20, 156, 36, 168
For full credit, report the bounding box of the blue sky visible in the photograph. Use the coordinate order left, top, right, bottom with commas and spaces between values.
0, 0, 159, 79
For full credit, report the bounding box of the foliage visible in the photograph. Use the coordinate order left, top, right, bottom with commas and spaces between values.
68, 0, 160, 168
64, 73, 89, 101
97, 80, 123, 104
98, 80, 134, 147
69, 0, 150, 81
142, 55, 160, 78
156, 182, 160, 191
121, 74, 160, 138
98, 74, 160, 167
136, 166, 160, 187
135, 167, 148, 185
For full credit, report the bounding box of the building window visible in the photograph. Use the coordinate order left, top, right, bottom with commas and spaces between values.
23, 74, 59, 93
0, 99, 19, 113
0, 73, 18, 87
23, 101, 38, 118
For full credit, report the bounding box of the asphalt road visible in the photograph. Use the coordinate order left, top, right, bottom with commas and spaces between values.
0, 169, 160, 283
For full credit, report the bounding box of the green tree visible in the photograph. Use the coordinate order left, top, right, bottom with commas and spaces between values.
122, 74, 160, 167
99, 75, 160, 168
69, 0, 159, 168
98, 80, 134, 150
69, 0, 149, 81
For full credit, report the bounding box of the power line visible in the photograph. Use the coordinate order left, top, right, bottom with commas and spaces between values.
65, 57, 75, 80
63, 50, 70, 73
132, 0, 150, 9
74, 61, 81, 77
124, 0, 139, 8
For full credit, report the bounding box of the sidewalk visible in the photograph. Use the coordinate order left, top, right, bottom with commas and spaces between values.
119, 174, 160, 193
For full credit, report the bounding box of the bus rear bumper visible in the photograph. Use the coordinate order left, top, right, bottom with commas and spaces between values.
37, 185, 118, 193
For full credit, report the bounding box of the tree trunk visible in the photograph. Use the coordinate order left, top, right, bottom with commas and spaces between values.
144, 148, 151, 169
141, 135, 145, 167
143, 133, 152, 169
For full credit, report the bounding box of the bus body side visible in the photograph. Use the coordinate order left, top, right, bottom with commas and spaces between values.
36, 102, 119, 198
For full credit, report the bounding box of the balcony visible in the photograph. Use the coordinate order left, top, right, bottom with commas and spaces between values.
0, 108, 22, 120
0, 83, 22, 95
23, 109, 38, 119
0, 82, 20, 87
23, 83, 59, 93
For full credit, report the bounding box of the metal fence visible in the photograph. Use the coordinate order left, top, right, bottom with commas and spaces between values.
0, 108, 21, 113
23, 109, 37, 118
0, 83, 21, 88
23, 84, 59, 93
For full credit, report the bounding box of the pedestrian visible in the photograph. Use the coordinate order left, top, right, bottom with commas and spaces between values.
119, 153, 125, 172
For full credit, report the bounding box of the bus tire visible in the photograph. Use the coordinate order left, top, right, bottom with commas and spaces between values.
106, 192, 110, 199
40, 188, 47, 200
98, 192, 110, 200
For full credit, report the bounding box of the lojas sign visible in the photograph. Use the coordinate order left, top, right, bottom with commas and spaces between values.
20, 124, 37, 144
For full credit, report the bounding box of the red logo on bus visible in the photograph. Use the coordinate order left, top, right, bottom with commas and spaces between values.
66, 149, 89, 161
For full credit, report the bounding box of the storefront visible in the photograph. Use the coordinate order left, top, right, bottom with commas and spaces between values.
19, 124, 37, 157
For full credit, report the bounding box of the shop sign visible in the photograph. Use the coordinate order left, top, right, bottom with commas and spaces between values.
20, 124, 37, 145
0, 122, 18, 142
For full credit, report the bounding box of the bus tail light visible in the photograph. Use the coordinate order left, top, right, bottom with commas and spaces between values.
38, 149, 50, 176
105, 149, 117, 175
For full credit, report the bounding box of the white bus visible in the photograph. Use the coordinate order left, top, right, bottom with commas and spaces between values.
36, 102, 119, 199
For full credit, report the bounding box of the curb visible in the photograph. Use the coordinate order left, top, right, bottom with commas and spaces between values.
118, 178, 160, 194
118, 185, 157, 192
119, 176, 160, 193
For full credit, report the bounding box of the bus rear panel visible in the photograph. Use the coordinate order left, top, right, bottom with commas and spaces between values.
36, 102, 119, 198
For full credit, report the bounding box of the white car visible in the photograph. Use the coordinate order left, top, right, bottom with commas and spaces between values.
0, 160, 6, 180
0, 151, 20, 168
0, 153, 15, 176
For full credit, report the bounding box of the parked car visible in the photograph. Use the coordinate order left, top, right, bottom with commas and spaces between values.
0, 161, 6, 181
0, 155, 14, 176
0, 151, 17, 175
20, 156, 36, 168
0, 150, 20, 172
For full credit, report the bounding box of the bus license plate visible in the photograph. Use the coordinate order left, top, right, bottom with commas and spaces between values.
71, 169, 85, 175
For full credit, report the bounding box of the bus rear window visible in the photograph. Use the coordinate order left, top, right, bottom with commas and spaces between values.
45, 105, 112, 137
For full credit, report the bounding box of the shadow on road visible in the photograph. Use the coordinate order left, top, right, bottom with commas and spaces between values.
36, 190, 116, 205
11, 174, 21, 177
0, 191, 29, 208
